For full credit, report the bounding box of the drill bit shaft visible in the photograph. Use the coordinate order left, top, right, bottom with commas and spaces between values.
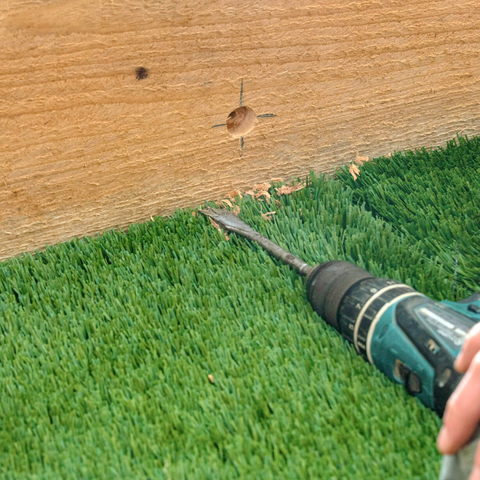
200, 208, 313, 276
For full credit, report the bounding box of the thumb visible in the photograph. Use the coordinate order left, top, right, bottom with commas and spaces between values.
456, 323, 480, 373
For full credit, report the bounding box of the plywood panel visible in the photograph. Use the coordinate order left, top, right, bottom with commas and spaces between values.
0, 0, 479, 258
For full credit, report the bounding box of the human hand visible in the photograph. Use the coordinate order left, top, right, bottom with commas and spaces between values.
437, 323, 480, 480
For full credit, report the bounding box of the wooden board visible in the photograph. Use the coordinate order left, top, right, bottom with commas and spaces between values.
1, 0, 479, 259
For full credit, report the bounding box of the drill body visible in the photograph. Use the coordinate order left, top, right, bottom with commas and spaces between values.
307, 261, 480, 416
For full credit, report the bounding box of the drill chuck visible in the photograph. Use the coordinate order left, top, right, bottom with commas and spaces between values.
306, 261, 374, 331
307, 261, 419, 361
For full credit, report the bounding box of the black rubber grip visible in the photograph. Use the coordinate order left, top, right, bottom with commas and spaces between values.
306, 261, 373, 330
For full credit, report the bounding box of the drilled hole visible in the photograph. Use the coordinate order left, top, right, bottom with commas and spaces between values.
226, 106, 257, 137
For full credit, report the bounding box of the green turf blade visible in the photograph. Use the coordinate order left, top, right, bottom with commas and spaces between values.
336, 135, 480, 297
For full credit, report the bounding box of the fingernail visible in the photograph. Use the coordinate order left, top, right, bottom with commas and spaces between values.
437, 427, 452, 453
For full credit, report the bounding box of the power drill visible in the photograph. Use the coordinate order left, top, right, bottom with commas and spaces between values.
306, 260, 480, 416
200, 208, 480, 417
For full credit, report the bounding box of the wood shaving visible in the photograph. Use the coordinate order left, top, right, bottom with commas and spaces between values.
253, 182, 271, 192
192, 211, 197, 217
209, 217, 221, 231
233, 205, 241, 215
209, 217, 228, 241
227, 190, 242, 200
261, 211, 276, 221
275, 185, 290, 195
355, 151, 369, 166
275, 184, 305, 195
349, 163, 360, 181
255, 190, 271, 200
245, 190, 255, 197
208, 374, 215, 384
220, 199, 233, 208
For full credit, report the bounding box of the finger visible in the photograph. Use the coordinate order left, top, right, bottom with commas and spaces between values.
456, 323, 480, 373
438, 354, 480, 454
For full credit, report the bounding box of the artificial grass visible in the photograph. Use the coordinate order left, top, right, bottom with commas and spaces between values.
0, 136, 478, 479
336, 135, 480, 297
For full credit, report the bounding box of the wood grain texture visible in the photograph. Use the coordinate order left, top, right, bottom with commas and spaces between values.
1, 0, 479, 259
